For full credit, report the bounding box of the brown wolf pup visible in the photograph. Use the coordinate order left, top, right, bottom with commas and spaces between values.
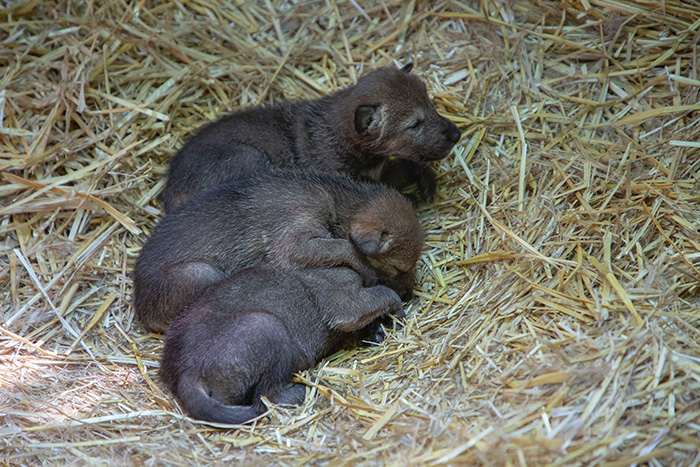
133, 171, 424, 333
159, 266, 403, 425
160, 63, 461, 212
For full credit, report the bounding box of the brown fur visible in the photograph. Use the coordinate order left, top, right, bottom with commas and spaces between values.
160, 63, 461, 212
133, 171, 424, 333
159, 266, 403, 425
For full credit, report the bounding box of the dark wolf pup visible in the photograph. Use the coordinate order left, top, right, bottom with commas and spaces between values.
133, 171, 424, 333
160, 266, 403, 425
161, 63, 461, 212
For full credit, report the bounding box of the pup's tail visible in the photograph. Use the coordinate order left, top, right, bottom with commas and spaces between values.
176, 378, 261, 425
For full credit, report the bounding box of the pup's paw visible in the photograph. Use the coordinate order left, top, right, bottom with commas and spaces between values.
360, 267, 379, 287
391, 306, 407, 323
362, 322, 386, 345
271, 383, 307, 406
417, 167, 437, 202
361, 311, 405, 345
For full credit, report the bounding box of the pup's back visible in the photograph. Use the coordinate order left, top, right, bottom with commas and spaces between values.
134, 171, 420, 333
160, 266, 402, 424
161, 65, 461, 212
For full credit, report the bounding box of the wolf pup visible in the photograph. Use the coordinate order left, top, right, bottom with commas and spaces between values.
160, 63, 461, 212
133, 171, 424, 333
160, 266, 403, 425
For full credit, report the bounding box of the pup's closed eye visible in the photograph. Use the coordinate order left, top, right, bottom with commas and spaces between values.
407, 119, 423, 130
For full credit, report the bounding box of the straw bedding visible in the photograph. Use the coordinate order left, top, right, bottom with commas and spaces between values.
1, 0, 699, 464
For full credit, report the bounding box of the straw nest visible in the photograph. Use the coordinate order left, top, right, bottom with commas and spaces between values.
1, 0, 699, 465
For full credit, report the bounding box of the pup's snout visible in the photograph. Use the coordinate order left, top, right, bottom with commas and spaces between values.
444, 119, 461, 144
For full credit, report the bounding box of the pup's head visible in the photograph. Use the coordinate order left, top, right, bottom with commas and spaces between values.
349, 190, 424, 300
349, 63, 461, 162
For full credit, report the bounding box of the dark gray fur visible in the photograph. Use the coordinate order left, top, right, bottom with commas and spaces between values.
161, 64, 461, 212
133, 171, 424, 333
159, 266, 403, 425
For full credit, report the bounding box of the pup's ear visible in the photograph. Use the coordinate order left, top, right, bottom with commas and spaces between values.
350, 231, 393, 255
354, 105, 378, 135
401, 62, 414, 73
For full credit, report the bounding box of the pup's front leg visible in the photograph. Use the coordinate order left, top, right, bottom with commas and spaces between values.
381, 159, 437, 202
285, 237, 378, 287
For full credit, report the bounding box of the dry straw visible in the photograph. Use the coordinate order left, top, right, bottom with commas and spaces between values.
1, 0, 699, 465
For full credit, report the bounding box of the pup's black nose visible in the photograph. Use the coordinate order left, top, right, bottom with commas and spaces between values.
445, 121, 461, 144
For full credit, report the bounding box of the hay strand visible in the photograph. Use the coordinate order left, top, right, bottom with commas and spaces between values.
2, 0, 699, 464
